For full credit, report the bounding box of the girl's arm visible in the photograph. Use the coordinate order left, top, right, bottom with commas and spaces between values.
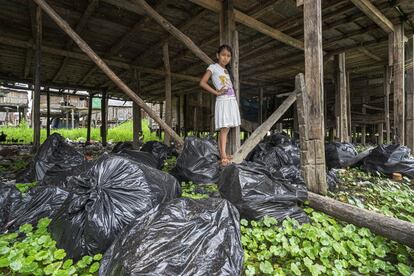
199, 70, 225, 96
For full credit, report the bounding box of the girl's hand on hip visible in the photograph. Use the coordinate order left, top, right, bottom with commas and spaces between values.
216, 87, 226, 96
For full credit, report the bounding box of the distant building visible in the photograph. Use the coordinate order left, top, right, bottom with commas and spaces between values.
0, 88, 29, 126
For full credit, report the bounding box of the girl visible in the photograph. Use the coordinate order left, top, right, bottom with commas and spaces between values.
199, 45, 241, 166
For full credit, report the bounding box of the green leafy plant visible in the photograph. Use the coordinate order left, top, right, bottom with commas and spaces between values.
15, 181, 37, 193
0, 218, 102, 275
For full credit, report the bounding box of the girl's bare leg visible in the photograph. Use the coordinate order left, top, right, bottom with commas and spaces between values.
219, 127, 230, 163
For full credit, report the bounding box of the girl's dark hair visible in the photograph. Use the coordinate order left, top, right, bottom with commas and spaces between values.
217, 44, 234, 84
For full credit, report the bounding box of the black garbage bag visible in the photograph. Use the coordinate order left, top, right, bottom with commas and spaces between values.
0, 183, 21, 228
326, 169, 341, 191
111, 141, 135, 153
116, 149, 159, 169
140, 141, 173, 168
361, 144, 414, 178
5, 186, 69, 232
325, 142, 358, 169
218, 162, 309, 223
99, 198, 244, 276
17, 133, 84, 183
248, 133, 300, 169
49, 154, 181, 260
171, 137, 221, 184
42, 161, 94, 187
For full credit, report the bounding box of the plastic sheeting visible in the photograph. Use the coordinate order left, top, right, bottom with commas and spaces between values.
49, 154, 181, 260
325, 142, 358, 169
42, 162, 94, 187
171, 137, 221, 184
362, 144, 414, 178
99, 198, 244, 276
115, 150, 159, 169
140, 141, 174, 169
218, 162, 309, 223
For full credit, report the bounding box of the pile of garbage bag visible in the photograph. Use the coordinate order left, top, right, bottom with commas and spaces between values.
361, 144, 414, 178
141, 141, 174, 168
99, 198, 244, 276
115, 149, 159, 169
218, 162, 309, 223
49, 154, 180, 260
171, 137, 221, 184
325, 142, 358, 169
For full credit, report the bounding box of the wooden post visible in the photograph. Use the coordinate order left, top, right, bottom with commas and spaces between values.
258, 88, 263, 124
393, 23, 405, 145
210, 94, 215, 135
378, 123, 384, 145
302, 0, 327, 195
384, 65, 391, 143
32, 0, 184, 146
71, 108, 75, 129
361, 96, 367, 145
32, 6, 42, 152
86, 93, 93, 144
176, 96, 181, 136
132, 69, 142, 149
406, 35, 414, 150
346, 72, 352, 138
46, 88, 50, 137
101, 90, 107, 146
334, 53, 349, 142
159, 102, 163, 139
163, 43, 172, 145
183, 95, 188, 137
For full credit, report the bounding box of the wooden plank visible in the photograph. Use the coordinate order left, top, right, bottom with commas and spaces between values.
163, 43, 172, 146
362, 104, 384, 111
378, 123, 384, 145
132, 69, 142, 149
303, 0, 327, 195
361, 96, 367, 145
232, 92, 297, 164
358, 46, 382, 61
133, 0, 213, 65
335, 53, 349, 142
346, 72, 352, 138
32, 0, 184, 146
406, 36, 414, 150
32, 6, 42, 153
393, 23, 405, 145
189, 0, 304, 50
350, 0, 394, 34
308, 192, 414, 249
46, 88, 50, 137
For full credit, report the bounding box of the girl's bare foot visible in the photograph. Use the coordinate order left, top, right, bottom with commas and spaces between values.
226, 155, 233, 160
219, 158, 231, 166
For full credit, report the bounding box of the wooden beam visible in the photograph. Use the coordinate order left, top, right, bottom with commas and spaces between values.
132, 69, 142, 149
357, 46, 382, 61
350, 0, 394, 34
384, 65, 391, 143
258, 88, 263, 124
302, 0, 327, 195
393, 23, 405, 145
101, 90, 108, 146
308, 192, 414, 249
232, 90, 297, 163
406, 36, 414, 150
362, 104, 384, 111
52, 0, 99, 82
32, 6, 42, 152
163, 43, 172, 146
189, 0, 304, 50
46, 88, 50, 137
0, 36, 201, 83
335, 53, 350, 142
378, 123, 384, 145
133, 0, 213, 65
361, 96, 367, 145
32, 0, 184, 146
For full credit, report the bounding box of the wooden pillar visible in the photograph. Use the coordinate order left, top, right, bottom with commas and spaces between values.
220, 0, 240, 155
101, 90, 107, 146
346, 72, 352, 139
46, 88, 50, 137
71, 108, 75, 129
393, 23, 405, 145
183, 95, 188, 137
302, 0, 327, 195
334, 53, 349, 142
258, 88, 263, 124
133, 69, 142, 149
163, 43, 172, 145
406, 36, 414, 150
86, 93, 93, 144
384, 65, 391, 144
352, 126, 357, 144
176, 96, 181, 136
210, 94, 215, 135
32, 6, 42, 152
378, 123, 384, 145
159, 102, 163, 139
361, 96, 367, 145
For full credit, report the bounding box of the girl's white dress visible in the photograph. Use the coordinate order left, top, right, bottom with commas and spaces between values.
206, 63, 241, 131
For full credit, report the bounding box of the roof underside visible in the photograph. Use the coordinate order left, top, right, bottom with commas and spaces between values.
0, 0, 413, 102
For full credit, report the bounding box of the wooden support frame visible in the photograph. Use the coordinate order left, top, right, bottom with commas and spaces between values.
163, 43, 172, 145
384, 65, 391, 143
46, 88, 50, 137
334, 53, 350, 142
32, 0, 184, 146
361, 96, 367, 145
393, 23, 405, 145
349, 0, 394, 34
32, 6, 42, 152
232, 80, 298, 163
101, 90, 108, 146
132, 69, 142, 149
407, 36, 414, 150
86, 92, 93, 144
258, 88, 263, 124
302, 0, 327, 195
